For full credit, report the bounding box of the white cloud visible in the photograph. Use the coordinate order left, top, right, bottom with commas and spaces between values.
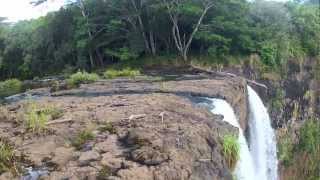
0, 0, 66, 22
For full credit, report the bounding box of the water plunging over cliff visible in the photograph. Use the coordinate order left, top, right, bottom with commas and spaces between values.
210, 98, 256, 180
247, 86, 278, 180
208, 86, 278, 180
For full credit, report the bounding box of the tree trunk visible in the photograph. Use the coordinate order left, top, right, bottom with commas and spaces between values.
149, 31, 156, 55
163, 0, 214, 61
183, 50, 188, 61
89, 51, 94, 68
79, 0, 96, 68
95, 49, 104, 66
129, 0, 151, 54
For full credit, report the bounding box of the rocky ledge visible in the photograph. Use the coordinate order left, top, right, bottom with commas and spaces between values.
0, 73, 247, 180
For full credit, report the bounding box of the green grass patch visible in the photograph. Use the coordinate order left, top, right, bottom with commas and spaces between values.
103, 68, 140, 79
0, 107, 12, 122
97, 166, 112, 180
22, 102, 64, 134
72, 130, 95, 150
98, 122, 117, 134
0, 79, 22, 98
222, 134, 240, 170
66, 71, 99, 87
24, 103, 50, 134
0, 138, 19, 175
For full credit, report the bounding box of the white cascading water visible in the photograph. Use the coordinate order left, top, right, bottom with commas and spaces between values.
208, 86, 278, 180
209, 98, 256, 180
247, 86, 278, 180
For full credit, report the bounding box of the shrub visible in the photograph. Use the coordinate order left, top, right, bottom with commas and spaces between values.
298, 119, 320, 154
40, 106, 64, 120
97, 166, 111, 180
103, 68, 140, 79
72, 130, 95, 150
25, 103, 50, 134
0, 107, 12, 122
0, 79, 22, 98
22, 102, 63, 134
278, 132, 294, 167
98, 122, 117, 134
222, 134, 240, 170
293, 119, 320, 180
67, 71, 99, 87
0, 138, 18, 175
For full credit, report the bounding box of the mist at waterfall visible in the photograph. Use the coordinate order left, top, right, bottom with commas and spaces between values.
207, 86, 278, 180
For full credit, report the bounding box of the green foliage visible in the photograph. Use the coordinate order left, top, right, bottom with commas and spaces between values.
67, 71, 99, 87
0, 0, 318, 79
98, 122, 117, 134
24, 103, 49, 134
105, 47, 139, 61
0, 79, 22, 98
259, 42, 277, 68
270, 88, 285, 110
104, 68, 140, 79
40, 106, 64, 120
22, 102, 63, 134
0, 138, 16, 174
97, 166, 111, 180
72, 129, 95, 150
0, 106, 12, 122
298, 119, 320, 154
222, 134, 240, 170
278, 132, 294, 167
280, 119, 320, 179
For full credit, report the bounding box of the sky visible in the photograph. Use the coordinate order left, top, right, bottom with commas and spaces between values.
0, 0, 289, 22
0, 0, 66, 22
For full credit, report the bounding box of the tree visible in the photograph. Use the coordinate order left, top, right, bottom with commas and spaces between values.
162, 0, 214, 60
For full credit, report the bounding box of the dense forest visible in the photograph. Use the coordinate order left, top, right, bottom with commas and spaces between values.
0, 0, 319, 80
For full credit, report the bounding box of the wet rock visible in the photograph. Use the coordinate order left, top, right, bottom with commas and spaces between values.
79, 150, 101, 166
22, 167, 48, 180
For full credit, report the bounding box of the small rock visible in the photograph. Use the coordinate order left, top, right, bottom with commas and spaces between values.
107, 176, 121, 180
131, 147, 169, 166
0, 172, 15, 180
51, 147, 74, 168
94, 135, 122, 155
117, 166, 152, 180
75, 166, 98, 180
101, 153, 123, 170
79, 150, 101, 166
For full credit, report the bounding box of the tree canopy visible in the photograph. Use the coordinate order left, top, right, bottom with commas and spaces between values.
0, 0, 319, 79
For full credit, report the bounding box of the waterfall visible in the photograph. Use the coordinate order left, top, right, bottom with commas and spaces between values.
247, 86, 278, 180
209, 98, 256, 180
207, 86, 278, 180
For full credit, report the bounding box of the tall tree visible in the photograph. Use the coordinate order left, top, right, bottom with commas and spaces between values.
162, 0, 214, 60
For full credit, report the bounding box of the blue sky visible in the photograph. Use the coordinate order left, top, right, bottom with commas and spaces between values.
0, 0, 289, 22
